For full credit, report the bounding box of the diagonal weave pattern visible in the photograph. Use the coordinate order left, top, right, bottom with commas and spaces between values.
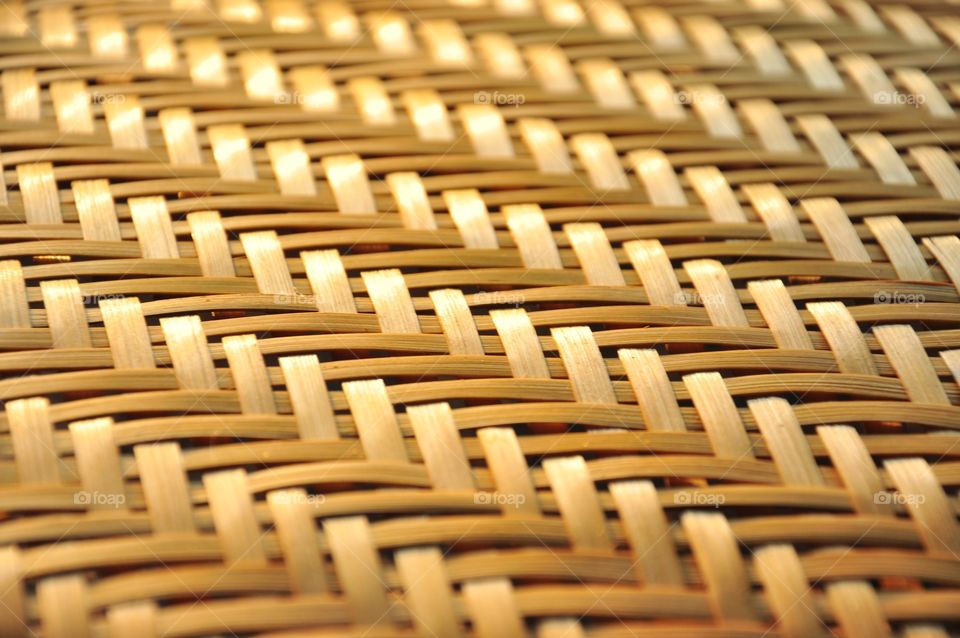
1, 0, 960, 635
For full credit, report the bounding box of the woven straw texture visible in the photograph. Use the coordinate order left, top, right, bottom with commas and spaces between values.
2, 0, 960, 636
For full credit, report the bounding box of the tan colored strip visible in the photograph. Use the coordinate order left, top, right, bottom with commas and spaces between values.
684, 15, 739, 63
748, 279, 814, 350
18, 162, 62, 224
0, 548, 26, 638
609, 480, 683, 585
50, 80, 94, 134
184, 37, 228, 86
159, 315, 219, 390
525, 44, 578, 93
208, 124, 256, 181
463, 578, 525, 638
629, 70, 685, 120
0, 261, 30, 328
682, 512, 754, 620
223, 334, 276, 414
885, 458, 960, 554
733, 26, 790, 75
570, 133, 629, 190
619, 349, 685, 432
518, 118, 572, 174
565, 223, 624, 286
629, 150, 687, 206
922, 236, 960, 293
348, 76, 396, 125
240, 231, 296, 295
362, 269, 421, 333
577, 58, 635, 109
324, 516, 393, 624
37, 576, 89, 638
625, 239, 684, 306
817, 425, 889, 516
87, 15, 128, 58
318, 0, 360, 41
797, 115, 859, 168
396, 547, 462, 638
684, 259, 749, 327
107, 602, 157, 638
750, 397, 824, 486
430, 288, 483, 355
322, 154, 377, 214
129, 196, 179, 259
634, 6, 686, 49
104, 96, 148, 149
874, 324, 948, 404
238, 49, 284, 100
267, 489, 327, 593
552, 326, 616, 404
188, 211, 236, 277
490, 308, 549, 378
137, 24, 177, 72
475, 32, 525, 78
40, 279, 91, 348
159, 108, 202, 165
408, 402, 474, 490
459, 105, 514, 158
686, 84, 742, 138
290, 66, 339, 112
69, 417, 125, 509
204, 469, 267, 564
910, 146, 960, 200
343, 379, 408, 462
366, 11, 414, 54
73, 180, 121, 241
444, 189, 498, 249
808, 301, 877, 375
754, 545, 824, 638
685, 166, 747, 222
503, 203, 563, 269
2, 69, 39, 120
895, 68, 954, 118
865, 216, 930, 280
785, 40, 844, 91
739, 98, 800, 152
7, 397, 61, 484
387, 172, 437, 230
267, 140, 316, 196
279, 354, 339, 440
477, 427, 541, 517
101, 297, 155, 369
544, 455, 612, 550
826, 582, 892, 638
802, 198, 871, 263
850, 132, 916, 185
684, 372, 752, 458
402, 89, 453, 141
133, 442, 196, 533
302, 249, 356, 313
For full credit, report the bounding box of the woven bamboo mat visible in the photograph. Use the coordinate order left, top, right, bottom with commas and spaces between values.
1, 0, 960, 635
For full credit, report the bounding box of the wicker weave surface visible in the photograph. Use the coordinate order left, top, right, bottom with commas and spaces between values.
1, 0, 960, 636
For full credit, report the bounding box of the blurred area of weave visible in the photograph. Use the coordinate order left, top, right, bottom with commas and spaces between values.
1, 0, 960, 636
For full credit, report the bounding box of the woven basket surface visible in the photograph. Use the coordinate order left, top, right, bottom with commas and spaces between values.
1, 0, 960, 635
